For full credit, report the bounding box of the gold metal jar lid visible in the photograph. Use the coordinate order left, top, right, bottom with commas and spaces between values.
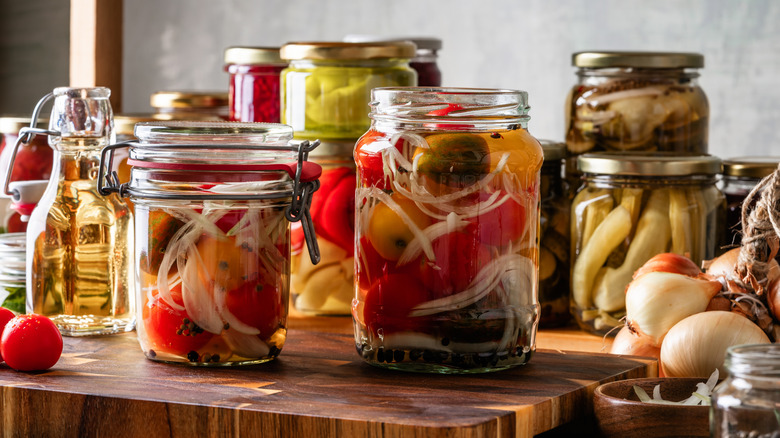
573, 51, 704, 69
150, 91, 229, 109
280, 41, 417, 61
224, 46, 284, 65
722, 156, 780, 179
343, 35, 442, 52
577, 153, 721, 176
114, 114, 159, 137
540, 140, 565, 161
0, 116, 46, 134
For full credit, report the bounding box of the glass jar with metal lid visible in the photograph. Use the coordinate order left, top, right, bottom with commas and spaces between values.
99, 121, 322, 366
711, 344, 780, 437
280, 41, 417, 141
343, 36, 442, 86
565, 52, 709, 187
0, 233, 27, 314
570, 153, 725, 334
150, 91, 229, 120
224, 47, 287, 123
721, 157, 780, 249
290, 140, 355, 316
538, 140, 570, 328
354, 87, 542, 373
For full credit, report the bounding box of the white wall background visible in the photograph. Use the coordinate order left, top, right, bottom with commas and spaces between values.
2, 0, 778, 161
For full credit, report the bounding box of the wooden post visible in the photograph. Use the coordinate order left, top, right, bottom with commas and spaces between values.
69, 0, 123, 111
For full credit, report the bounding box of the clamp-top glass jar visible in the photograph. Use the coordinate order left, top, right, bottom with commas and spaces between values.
354, 87, 542, 373
6, 87, 134, 336
570, 153, 725, 334
565, 52, 709, 187
711, 344, 780, 437
280, 41, 417, 141
224, 46, 287, 123
99, 121, 322, 366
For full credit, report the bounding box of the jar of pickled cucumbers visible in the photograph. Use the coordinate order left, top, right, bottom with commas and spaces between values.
224, 46, 287, 123
565, 52, 709, 189
571, 153, 725, 334
711, 344, 780, 438
280, 41, 417, 142
538, 140, 570, 328
721, 157, 780, 249
290, 140, 355, 315
354, 87, 542, 373
99, 121, 322, 366
150, 91, 229, 120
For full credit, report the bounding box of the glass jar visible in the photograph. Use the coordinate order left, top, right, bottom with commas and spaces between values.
100, 121, 322, 366
343, 36, 442, 86
224, 46, 287, 123
0, 116, 54, 233
571, 153, 725, 334
565, 52, 709, 189
538, 141, 570, 328
711, 344, 780, 438
0, 233, 27, 314
353, 87, 542, 373
290, 140, 354, 316
721, 157, 780, 250
14, 87, 134, 336
280, 41, 417, 142
150, 91, 229, 120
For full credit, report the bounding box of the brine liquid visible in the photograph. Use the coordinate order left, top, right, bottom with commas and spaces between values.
27, 139, 134, 336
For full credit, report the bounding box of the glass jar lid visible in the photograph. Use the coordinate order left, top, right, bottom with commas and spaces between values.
280, 41, 416, 61
224, 46, 285, 65
573, 51, 704, 69
722, 156, 780, 179
150, 91, 229, 110
577, 153, 721, 176
343, 35, 442, 52
0, 116, 47, 134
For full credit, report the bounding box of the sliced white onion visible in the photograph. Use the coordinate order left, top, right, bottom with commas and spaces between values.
396, 218, 469, 266
180, 246, 225, 334
222, 330, 271, 358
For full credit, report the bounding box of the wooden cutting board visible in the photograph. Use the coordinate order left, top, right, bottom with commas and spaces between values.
0, 330, 655, 437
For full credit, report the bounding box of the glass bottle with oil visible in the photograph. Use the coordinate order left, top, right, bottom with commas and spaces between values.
18, 87, 134, 336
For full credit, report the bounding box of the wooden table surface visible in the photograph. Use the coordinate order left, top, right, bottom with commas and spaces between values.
0, 316, 652, 438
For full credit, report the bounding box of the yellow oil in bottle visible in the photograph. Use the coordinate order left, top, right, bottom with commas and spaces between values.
26, 137, 134, 336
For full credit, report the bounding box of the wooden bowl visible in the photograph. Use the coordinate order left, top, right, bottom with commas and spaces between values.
593, 378, 710, 438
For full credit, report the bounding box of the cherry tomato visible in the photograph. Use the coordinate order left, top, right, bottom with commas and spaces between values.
224, 279, 282, 339
361, 273, 432, 335
0, 308, 16, 362
1, 314, 63, 371
469, 194, 527, 247
196, 234, 263, 292
419, 226, 493, 298
142, 284, 214, 356
366, 196, 432, 261
355, 129, 411, 190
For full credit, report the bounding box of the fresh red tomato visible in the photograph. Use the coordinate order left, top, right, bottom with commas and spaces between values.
419, 226, 492, 298
0, 308, 16, 362
224, 279, 282, 339
143, 284, 214, 356
469, 194, 527, 247
362, 273, 432, 335
1, 314, 63, 371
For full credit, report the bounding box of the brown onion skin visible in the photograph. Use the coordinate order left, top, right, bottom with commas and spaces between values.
610, 326, 661, 361
633, 253, 701, 280
767, 278, 780, 320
